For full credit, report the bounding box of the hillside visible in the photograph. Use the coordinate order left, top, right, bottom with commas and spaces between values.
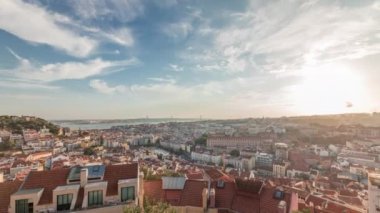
0, 116, 59, 135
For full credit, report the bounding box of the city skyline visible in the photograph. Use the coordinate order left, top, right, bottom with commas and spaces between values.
1, 0, 380, 119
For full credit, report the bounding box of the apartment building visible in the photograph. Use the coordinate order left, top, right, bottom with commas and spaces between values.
3, 163, 139, 213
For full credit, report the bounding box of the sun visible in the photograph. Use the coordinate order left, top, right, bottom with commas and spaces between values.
290, 62, 370, 115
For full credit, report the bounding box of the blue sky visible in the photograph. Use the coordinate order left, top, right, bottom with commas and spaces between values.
0, 0, 380, 119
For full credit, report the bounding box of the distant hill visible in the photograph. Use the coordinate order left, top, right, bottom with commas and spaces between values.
0, 116, 59, 135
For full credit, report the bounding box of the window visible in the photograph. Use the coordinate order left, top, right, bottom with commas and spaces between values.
273, 190, 285, 200
16, 199, 32, 213
88, 190, 103, 207
121, 186, 135, 202
217, 180, 225, 188
57, 194, 73, 211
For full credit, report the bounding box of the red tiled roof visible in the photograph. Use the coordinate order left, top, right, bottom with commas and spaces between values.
231, 192, 260, 213
306, 195, 326, 208
339, 189, 358, 197
144, 180, 164, 202
22, 168, 71, 205
0, 180, 22, 213
186, 171, 204, 180
259, 186, 292, 213
179, 180, 207, 207
103, 163, 138, 196
164, 190, 182, 206
214, 181, 236, 209
205, 169, 224, 180
324, 201, 362, 213
337, 196, 363, 208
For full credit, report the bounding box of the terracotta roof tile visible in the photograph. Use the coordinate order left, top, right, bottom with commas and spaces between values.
179, 180, 207, 207
306, 195, 327, 208
324, 201, 362, 213
21, 168, 71, 205
186, 171, 204, 180
231, 193, 260, 213
0, 180, 22, 213
164, 190, 182, 206
259, 186, 292, 213
213, 181, 236, 209
339, 189, 358, 197
337, 196, 363, 208
103, 163, 138, 196
144, 180, 164, 202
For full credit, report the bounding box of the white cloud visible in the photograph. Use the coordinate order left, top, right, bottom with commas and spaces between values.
183, 1, 380, 74
163, 21, 193, 40
148, 77, 176, 84
69, 0, 144, 23
2, 49, 139, 82
89, 79, 127, 94
105, 28, 134, 46
0, 0, 97, 57
169, 64, 184, 72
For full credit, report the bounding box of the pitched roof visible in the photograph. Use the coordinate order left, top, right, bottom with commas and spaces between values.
186, 171, 204, 180
231, 192, 260, 213
337, 196, 363, 208
214, 181, 236, 209
339, 189, 358, 197
144, 180, 164, 202
0, 180, 22, 213
164, 190, 182, 206
179, 180, 207, 207
324, 201, 362, 213
259, 186, 292, 213
306, 194, 327, 208
21, 168, 71, 205
103, 163, 138, 196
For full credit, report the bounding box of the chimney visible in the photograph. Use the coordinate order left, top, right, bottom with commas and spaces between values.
277, 200, 287, 213
209, 188, 216, 208
80, 168, 88, 187
0, 171, 3, 183
202, 188, 208, 209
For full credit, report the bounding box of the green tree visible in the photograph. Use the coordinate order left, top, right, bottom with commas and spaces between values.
194, 134, 207, 146
0, 140, 13, 151
155, 139, 161, 145
144, 198, 177, 213
230, 149, 240, 157
83, 147, 95, 155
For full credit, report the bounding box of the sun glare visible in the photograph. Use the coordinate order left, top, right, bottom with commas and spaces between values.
291, 63, 370, 115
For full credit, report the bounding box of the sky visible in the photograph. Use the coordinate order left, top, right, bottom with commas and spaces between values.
0, 0, 380, 120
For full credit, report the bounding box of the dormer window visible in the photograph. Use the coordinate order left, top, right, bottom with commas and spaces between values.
273, 190, 285, 200
16, 199, 33, 213
121, 186, 135, 202
217, 180, 225, 188
57, 194, 73, 211
88, 190, 103, 207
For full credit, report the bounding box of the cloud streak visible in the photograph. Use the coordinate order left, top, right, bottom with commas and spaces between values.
0, 0, 97, 57
182, 1, 380, 75
89, 79, 127, 94
1, 49, 139, 83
